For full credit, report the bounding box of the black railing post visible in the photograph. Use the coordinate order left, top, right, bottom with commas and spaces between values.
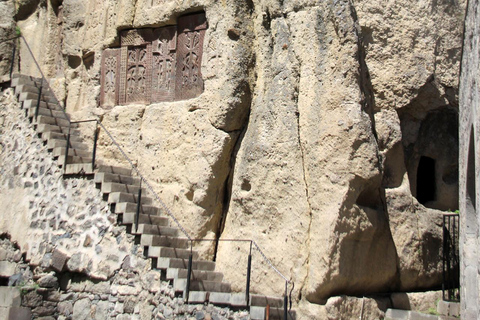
9, 43, 16, 79
135, 180, 142, 233
63, 125, 71, 174
92, 123, 99, 169
185, 243, 193, 303
246, 241, 252, 305
35, 85, 43, 120
284, 281, 288, 320
442, 215, 446, 301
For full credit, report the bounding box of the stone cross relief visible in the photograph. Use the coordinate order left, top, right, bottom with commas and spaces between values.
100, 13, 206, 107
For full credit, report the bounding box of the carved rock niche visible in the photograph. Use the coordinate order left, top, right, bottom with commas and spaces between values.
100, 12, 207, 107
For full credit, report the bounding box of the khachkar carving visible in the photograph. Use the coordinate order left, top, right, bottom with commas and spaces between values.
175, 13, 207, 100
152, 26, 177, 102
125, 45, 152, 104
101, 12, 206, 107
100, 49, 120, 107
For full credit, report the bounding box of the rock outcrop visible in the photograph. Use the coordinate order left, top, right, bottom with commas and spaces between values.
0, 0, 465, 318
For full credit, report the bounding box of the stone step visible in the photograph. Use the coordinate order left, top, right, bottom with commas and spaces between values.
131, 223, 178, 237
385, 309, 440, 319
166, 268, 224, 282
174, 278, 231, 293
157, 257, 215, 271
42, 131, 83, 143
15, 83, 42, 96
121, 212, 169, 226
187, 291, 208, 304
0, 287, 21, 307
57, 155, 93, 166
101, 182, 144, 195
115, 202, 161, 216
36, 123, 80, 135
22, 99, 62, 111
250, 306, 295, 320
140, 234, 189, 249
250, 294, 284, 308
95, 172, 141, 186
64, 163, 94, 175
0, 306, 32, 320
27, 106, 68, 120
436, 300, 460, 318
46, 138, 89, 151
108, 192, 153, 205
184, 292, 248, 307
15, 84, 57, 102
146, 246, 199, 260
52, 146, 91, 158
18, 91, 58, 104
11, 74, 44, 87
210, 292, 248, 307
97, 165, 132, 176
34, 114, 70, 127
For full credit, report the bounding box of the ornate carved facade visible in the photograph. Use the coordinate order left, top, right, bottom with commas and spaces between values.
100, 12, 206, 107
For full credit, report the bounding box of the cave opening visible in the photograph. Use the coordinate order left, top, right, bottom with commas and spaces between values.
417, 156, 436, 205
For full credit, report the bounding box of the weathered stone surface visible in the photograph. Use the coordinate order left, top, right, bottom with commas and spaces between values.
0, 0, 16, 81
0, 261, 16, 277
459, 0, 480, 319
72, 298, 93, 320
38, 273, 59, 289
51, 249, 68, 272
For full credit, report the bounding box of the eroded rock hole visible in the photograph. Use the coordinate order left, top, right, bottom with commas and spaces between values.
83, 53, 94, 70
67, 55, 81, 69
416, 156, 436, 205
241, 179, 251, 191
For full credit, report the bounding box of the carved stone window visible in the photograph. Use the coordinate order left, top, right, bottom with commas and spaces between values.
100, 12, 207, 107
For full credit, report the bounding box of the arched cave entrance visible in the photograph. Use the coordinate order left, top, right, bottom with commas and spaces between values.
402, 108, 459, 211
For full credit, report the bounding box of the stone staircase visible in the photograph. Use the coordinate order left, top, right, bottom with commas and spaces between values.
8, 74, 295, 320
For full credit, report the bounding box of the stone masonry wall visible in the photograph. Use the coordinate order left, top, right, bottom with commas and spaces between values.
459, 0, 480, 319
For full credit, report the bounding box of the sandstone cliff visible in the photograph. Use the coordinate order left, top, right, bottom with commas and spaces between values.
0, 0, 464, 316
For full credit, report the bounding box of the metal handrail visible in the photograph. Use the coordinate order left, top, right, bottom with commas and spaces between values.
7, 35, 294, 318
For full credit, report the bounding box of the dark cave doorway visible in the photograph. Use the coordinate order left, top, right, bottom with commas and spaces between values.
417, 156, 436, 205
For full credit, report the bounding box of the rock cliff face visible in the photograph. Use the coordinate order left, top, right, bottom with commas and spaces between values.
0, 0, 465, 316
